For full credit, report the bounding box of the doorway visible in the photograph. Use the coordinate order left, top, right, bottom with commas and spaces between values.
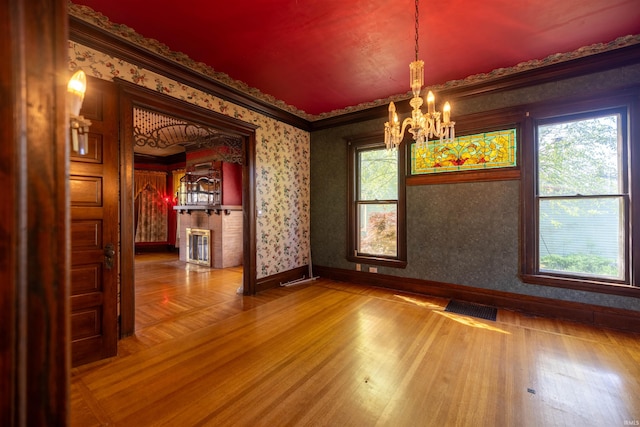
118, 80, 258, 337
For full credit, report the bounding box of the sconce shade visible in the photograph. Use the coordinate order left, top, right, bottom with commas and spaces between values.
67, 69, 86, 117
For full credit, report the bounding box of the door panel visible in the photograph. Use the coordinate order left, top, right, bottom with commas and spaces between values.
71, 220, 102, 250
69, 176, 103, 205
70, 77, 119, 366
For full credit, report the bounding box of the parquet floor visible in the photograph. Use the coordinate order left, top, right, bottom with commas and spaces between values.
70, 252, 640, 426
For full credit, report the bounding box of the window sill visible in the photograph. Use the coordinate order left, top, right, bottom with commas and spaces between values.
407, 168, 520, 186
520, 273, 639, 298
347, 255, 407, 269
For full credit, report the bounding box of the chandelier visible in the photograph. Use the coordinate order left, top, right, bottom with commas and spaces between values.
384, 0, 455, 150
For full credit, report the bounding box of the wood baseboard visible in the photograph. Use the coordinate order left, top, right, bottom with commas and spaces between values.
134, 243, 177, 253
313, 265, 640, 334
256, 265, 309, 292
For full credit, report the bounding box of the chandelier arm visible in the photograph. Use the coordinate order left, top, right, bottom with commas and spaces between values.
400, 117, 414, 140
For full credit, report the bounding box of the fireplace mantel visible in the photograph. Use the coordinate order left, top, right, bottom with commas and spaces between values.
173, 205, 241, 216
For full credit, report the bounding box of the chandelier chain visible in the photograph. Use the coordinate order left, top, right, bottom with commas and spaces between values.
414, 0, 420, 61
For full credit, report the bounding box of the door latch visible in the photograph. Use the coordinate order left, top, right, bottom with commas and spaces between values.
104, 243, 115, 270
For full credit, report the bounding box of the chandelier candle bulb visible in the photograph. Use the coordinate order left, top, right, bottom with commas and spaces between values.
389, 102, 396, 124
443, 102, 451, 123
427, 91, 435, 115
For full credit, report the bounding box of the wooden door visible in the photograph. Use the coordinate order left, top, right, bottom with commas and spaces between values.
70, 77, 119, 366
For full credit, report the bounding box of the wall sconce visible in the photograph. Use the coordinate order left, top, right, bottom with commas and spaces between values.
67, 69, 92, 155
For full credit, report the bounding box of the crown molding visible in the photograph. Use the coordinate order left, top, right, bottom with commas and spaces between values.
68, 2, 640, 131
68, 10, 312, 130
311, 39, 640, 130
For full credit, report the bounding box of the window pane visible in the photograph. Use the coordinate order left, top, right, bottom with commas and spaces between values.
358, 203, 397, 257
359, 148, 397, 200
539, 197, 624, 279
538, 115, 620, 196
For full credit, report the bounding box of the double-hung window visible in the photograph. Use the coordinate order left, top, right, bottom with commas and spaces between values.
522, 94, 638, 293
348, 134, 406, 268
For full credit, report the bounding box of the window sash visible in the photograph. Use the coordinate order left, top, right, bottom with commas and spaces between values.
356, 201, 398, 258
536, 112, 624, 197
521, 99, 635, 293
347, 133, 406, 268
537, 195, 627, 281
358, 148, 398, 201
355, 145, 399, 259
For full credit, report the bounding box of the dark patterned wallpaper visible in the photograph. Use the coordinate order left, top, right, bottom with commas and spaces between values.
310, 64, 640, 311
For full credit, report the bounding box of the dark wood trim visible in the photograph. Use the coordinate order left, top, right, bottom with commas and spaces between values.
33, 0, 71, 423
345, 255, 408, 269
448, 108, 526, 135
118, 80, 259, 335
69, 15, 310, 131
519, 274, 640, 298
632, 88, 640, 294
134, 243, 177, 253
313, 266, 640, 333
242, 126, 258, 295
119, 83, 136, 337
134, 152, 186, 166
1, 0, 70, 423
407, 168, 520, 186
312, 104, 389, 130
442, 43, 640, 101
1, 5, 23, 424
256, 266, 310, 292
311, 43, 640, 130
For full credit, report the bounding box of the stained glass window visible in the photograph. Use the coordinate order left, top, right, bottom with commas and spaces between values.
410, 129, 517, 174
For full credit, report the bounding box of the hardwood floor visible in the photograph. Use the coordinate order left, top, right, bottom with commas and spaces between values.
71, 253, 640, 426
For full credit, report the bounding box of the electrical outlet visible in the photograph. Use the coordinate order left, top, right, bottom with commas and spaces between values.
369, 267, 377, 273
355, 264, 361, 271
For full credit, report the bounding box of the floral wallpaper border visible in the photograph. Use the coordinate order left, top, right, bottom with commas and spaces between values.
69, 41, 311, 280
68, 1, 640, 121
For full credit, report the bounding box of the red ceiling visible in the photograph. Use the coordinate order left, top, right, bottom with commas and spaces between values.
72, 0, 640, 116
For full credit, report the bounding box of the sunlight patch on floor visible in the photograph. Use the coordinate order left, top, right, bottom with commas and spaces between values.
434, 310, 511, 334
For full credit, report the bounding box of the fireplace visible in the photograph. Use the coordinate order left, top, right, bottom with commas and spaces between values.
186, 228, 211, 266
